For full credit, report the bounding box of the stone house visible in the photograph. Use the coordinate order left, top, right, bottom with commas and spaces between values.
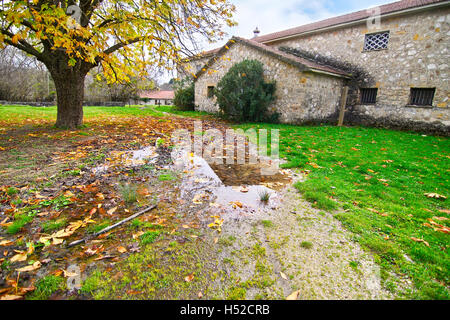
183, 0, 450, 135
139, 90, 174, 105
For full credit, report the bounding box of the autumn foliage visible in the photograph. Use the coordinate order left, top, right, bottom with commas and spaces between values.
0, 0, 235, 128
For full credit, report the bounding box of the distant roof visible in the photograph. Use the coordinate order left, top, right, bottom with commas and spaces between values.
253, 0, 449, 44
194, 37, 351, 80
140, 90, 174, 100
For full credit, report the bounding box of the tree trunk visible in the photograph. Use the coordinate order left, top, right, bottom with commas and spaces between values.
52, 71, 86, 128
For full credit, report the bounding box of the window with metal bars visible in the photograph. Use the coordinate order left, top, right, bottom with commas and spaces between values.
363, 31, 390, 51
360, 88, 378, 104
207, 86, 215, 99
409, 88, 435, 106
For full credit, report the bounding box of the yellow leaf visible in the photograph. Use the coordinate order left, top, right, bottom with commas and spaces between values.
11, 34, 20, 44
63, 269, 79, 277
117, 246, 127, 253
0, 240, 14, 246
286, 290, 301, 300
280, 271, 288, 280
16, 261, 41, 272
10, 251, 27, 262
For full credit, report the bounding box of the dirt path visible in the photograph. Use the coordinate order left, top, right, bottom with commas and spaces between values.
205, 180, 392, 299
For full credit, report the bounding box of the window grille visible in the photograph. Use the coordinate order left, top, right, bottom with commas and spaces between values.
207, 86, 215, 99
409, 88, 435, 106
363, 31, 390, 51
360, 88, 378, 104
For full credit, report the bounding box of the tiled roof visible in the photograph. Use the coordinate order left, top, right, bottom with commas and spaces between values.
254, 0, 449, 43
194, 37, 352, 80
190, 0, 448, 61
140, 90, 174, 100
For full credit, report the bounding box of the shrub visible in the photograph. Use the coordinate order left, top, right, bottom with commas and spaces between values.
214, 59, 278, 122
173, 79, 195, 111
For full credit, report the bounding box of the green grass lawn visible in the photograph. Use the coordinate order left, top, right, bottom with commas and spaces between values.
1, 104, 448, 299
153, 105, 214, 118
0, 105, 214, 126
236, 123, 449, 299
0, 104, 168, 124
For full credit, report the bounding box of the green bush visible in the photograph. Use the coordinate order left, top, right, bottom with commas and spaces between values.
214, 59, 278, 122
174, 80, 195, 111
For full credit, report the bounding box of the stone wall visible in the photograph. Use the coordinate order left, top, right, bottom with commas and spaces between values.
266, 6, 450, 131
195, 42, 345, 124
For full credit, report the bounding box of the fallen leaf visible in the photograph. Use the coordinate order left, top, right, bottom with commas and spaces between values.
107, 207, 117, 215
132, 231, 144, 239
424, 193, 447, 200
63, 269, 79, 277
230, 201, 243, 208
10, 251, 27, 262
410, 237, 430, 247
0, 240, 14, 246
126, 289, 142, 295
184, 273, 194, 282
117, 246, 127, 253
280, 271, 288, 280
438, 209, 450, 214
240, 186, 249, 193
286, 290, 300, 300
16, 261, 41, 272
0, 294, 23, 300
198, 291, 203, 299
433, 216, 449, 221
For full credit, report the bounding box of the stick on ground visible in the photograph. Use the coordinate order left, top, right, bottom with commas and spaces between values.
67, 204, 157, 248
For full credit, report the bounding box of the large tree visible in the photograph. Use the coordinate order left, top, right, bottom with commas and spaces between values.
0, 0, 235, 128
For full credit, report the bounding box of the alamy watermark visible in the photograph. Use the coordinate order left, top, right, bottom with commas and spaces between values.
170, 121, 280, 176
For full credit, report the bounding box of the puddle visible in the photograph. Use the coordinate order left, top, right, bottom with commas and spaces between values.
91, 146, 160, 174
172, 149, 293, 218
91, 142, 294, 217
210, 163, 292, 189
212, 185, 276, 209
128, 146, 158, 164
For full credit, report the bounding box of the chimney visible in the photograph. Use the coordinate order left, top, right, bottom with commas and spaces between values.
253, 27, 260, 38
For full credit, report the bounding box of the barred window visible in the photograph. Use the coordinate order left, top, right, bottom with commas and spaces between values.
360, 88, 378, 104
364, 31, 390, 51
409, 88, 435, 106
207, 86, 215, 99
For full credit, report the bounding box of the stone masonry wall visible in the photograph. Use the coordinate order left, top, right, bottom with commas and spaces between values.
195, 43, 345, 124
267, 7, 449, 132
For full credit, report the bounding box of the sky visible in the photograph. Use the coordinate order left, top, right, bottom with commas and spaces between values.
215, 0, 394, 48
163, 0, 395, 82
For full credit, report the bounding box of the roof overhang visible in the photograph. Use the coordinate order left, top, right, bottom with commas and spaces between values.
194, 37, 351, 81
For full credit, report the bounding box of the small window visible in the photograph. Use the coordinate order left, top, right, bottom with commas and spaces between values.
409, 88, 435, 106
207, 86, 215, 99
360, 88, 378, 104
363, 31, 390, 51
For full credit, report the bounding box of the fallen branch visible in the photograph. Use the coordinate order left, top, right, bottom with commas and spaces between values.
67, 204, 157, 248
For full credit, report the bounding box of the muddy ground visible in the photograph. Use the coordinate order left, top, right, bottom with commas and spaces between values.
0, 115, 393, 300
